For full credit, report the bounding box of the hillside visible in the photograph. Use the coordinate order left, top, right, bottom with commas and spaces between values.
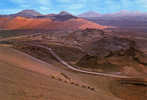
0, 46, 124, 100
12, 10, 42, 17
11, 29, 147, 76
0, 9, 147, 99
0, 16, 108, 31
0, 29, 147, 99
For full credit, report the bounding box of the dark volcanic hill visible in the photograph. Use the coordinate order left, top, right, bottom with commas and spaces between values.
53, 11, 77, 21
64, 29, 147, 74
13, 10, 42, 17
0, 10, 42, 18
77, 35, 147, 73
37, 11, 77, 21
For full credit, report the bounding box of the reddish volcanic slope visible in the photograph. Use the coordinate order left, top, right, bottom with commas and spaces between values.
0, 17, 10, 29
4, 17, 52, 30
0, 17, 108, 30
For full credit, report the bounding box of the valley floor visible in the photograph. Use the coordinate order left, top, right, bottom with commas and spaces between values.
0, 43, 147, 100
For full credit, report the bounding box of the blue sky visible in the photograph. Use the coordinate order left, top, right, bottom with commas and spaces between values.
0, 0, 147, 15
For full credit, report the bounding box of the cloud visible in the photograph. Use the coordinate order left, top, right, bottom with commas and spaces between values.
0, 9, 22, 14
10, 0, 52, 8
134, 0, 147, 8
57, 0, 71, 3
67, 4, 84, 10
39, 6, 51, 14
2, 0, 147, 15
55, 0, 88, 12
10, 0, 26, 4
37, 0, 52, 6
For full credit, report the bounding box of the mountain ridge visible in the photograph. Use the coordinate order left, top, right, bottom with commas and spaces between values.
78, 10, 147, 18
0, 16, 108, 30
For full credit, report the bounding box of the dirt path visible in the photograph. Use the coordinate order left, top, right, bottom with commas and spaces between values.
29, 44, 133, 79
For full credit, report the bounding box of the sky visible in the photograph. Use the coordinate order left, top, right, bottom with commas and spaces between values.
0, 0, 147, 15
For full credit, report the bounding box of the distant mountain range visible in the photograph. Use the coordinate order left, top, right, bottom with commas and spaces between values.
78, 11, 147, 32
0, 10, 77, 21
0, 10, 108, 31
1, 9, 147, 31
1, 10, 147, 19
78, 10, 147, 18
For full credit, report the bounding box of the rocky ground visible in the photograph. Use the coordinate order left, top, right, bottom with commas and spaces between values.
14, 28, 147, 76
1, 28, 147, 100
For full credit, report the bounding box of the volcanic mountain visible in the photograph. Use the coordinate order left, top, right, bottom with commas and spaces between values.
0, 10, 42, 18
0, 16, 108, 31
0, 10, 77, 21
0, 10, 111, 31
13, 10, 42, 17
37, 11, 77, 21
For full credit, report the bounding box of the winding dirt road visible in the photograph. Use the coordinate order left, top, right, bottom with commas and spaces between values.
29, 44, 132, 79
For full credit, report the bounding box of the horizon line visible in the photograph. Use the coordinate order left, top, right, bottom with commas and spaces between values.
0, 9, 147, 16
